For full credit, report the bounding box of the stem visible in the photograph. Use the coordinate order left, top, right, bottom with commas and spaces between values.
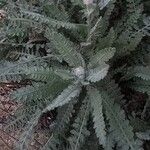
141, 99, 150, 119
86, 6, 92, 42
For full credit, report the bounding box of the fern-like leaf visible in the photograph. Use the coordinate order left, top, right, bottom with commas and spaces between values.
134, 66, 150, 80
16, 10, 86, 30
71, 0, 85, 7
105, 133, 115, 150
99, 0, 111, 10
88, 87, 106, 147
88, 47, 116, 68
43, 82, 81, 112
0, 60, 24, 82
25, 66, 57, 81
68, 98, 90, 150
11, 79, 70, 102
86, 63, 109, 83
101, 90, 141, 150
15, 110, 41, 150
45, 29, 84, 67
136, 130, 150, 140
56, 99, 77, 132
131, 79, 150, 95
43, 4, 69, 21
41, 100, 77, 150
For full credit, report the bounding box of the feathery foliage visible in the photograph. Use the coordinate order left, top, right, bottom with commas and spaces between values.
0, 0, 150, 150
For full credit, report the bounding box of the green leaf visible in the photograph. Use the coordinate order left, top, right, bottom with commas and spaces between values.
97, 28, 115, 50
14, 10, 87, 30
86, 63, 109, 82
136, 130, 150, 140
87, 17, 102, 42
131, 79, 150, 95
11, 79, 70, 102
43, 4, 69, 21
54, 68, 74, 80
68, 98, 90, 150
71, 0, 85, 7
15, 110, 41, 150
43, 82, 81, 112
88, 87, 106, 147
134, 66, 150, 80
25, 66, 74, 81
0, 60, 24, 82
45, 29, 84, 67
88, 47, 116, 68
101, 91, 141, 150
25, 66, 57, 81
56, 99, 77, 132
105, 133, 115, 150
99, 0, 111, 10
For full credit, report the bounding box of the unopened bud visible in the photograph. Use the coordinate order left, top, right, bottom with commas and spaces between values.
73, 66, 85, 79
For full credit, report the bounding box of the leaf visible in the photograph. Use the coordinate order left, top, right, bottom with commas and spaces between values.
43, 4, 69, 21
15, 110, 41, 150
129, 116, 150, 132
45, 28, 84, 67
43, 82, 81, 112
134, 66, 150, 80
88, 87, 106, 147
68, 98, 90, 150
11, 79, 70, 102
105, 133, 115, 150
56, 99, 77, 132
25, 66, 74, 81
101, 90, 141, 150
25, 66, 57, 81
99, 0, 111, 10
0, 60, 24, 82
131, 79, 150, 95
88, 47, 116, 68
87, 17, 102, 42
15, 10, 87, 30
54, 68, 74, 80
97, 28, 115, 50
136, 130, 150, 140
86, 63, 109, 82
71, 0, 85, 7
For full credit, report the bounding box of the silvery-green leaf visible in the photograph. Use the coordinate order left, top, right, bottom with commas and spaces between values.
43, 82, 81, 112
99, 0, 111, 10
86, 63, 109, 82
